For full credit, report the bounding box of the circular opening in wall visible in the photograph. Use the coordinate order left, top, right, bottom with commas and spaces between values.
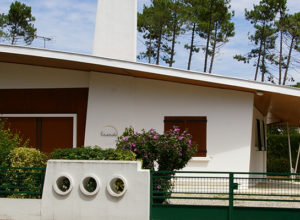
107, 175, 127, 197
53, 174, 73, 196
80, 174, 101, 196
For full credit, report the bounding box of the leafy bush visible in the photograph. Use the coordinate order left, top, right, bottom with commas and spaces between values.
8, 147, 48, 168
116, 127, 197, 203
116, 127, 197, 171
267, 134, 300, 173
1, 147, 48, 198
0, 119, 29, 167
50, 146, 136, 161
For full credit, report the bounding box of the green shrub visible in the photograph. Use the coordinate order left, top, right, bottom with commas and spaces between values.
8, 147, 48, 168
0, 119, 29, 167
50, 146, 136, 161
267, 157, 290, 173
2, 147, 48, 198
267, 134, 300, 173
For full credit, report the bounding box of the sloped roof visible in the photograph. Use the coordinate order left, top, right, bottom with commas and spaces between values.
0, 44, 299, 126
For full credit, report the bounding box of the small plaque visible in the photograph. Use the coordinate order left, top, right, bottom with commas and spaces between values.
100, 126, 118, 137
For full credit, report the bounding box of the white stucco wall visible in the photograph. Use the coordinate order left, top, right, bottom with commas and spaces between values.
249, 107, 267, 172
0, 198, 41, 220
0, 62, 90, 89
93, 0, 137, 61
41, 160, 149, 220
85, 72, 254, 172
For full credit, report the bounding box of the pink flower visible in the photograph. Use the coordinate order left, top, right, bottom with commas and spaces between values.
123, 137, 128, 141
134, 148, 137, 152
144, 154, 148, 158
150, 128, 154, 133
154, 135, 158, 139
135, 131, 139, 135
130, 143, 136, 147
157, 185, 162, 190
174, 128, 180, 132
178, 136, 183, 140
187, 139, 192, 144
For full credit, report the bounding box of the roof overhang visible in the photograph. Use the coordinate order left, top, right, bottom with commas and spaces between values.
0, 45, 299, 126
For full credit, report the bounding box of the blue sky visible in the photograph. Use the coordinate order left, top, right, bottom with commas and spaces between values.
0, 0, 299, 83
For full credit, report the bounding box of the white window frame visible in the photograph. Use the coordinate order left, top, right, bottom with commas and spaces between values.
0, 113, 77, 148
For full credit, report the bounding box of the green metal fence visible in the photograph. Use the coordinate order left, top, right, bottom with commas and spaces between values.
150, 171, 300, 220
0, 166, 45, 198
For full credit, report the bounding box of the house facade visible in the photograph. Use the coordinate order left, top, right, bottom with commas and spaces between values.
0, 0, 299, 172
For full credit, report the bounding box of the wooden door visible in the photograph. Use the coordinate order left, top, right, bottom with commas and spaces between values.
3, 117, 73, 154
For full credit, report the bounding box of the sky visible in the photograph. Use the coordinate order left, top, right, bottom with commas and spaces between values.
0, 0, 299, 84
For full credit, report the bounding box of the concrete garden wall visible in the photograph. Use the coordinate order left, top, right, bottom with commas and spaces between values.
0, 160, 150, 220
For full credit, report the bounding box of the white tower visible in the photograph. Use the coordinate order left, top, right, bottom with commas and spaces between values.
93, 0, 137, 62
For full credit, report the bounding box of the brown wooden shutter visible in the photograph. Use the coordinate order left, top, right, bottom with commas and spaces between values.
164, 117, 185, 132
186, 118, 207, 157
164, 116, 207, 157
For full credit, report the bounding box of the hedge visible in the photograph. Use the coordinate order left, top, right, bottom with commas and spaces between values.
267, 134, 300, 173
50, 146, 136, 161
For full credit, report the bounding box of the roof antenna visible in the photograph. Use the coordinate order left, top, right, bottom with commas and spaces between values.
36, 36, 53, 48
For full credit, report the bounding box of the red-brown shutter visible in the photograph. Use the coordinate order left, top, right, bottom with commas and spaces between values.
164, 116, 207, 157
186, 118, 207, 157
164, 117, 185, 133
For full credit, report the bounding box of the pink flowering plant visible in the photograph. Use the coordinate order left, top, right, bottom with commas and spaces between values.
117, 126, 197, 204
116, 127, 197, 171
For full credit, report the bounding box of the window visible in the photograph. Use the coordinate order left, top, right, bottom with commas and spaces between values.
255, 119, 266, 151
164, 116, 207, 157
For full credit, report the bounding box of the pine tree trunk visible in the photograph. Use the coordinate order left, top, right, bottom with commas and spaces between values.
254, 24, 265, 81
148, 36, 152, 64
170, 11, 178, 67
261, 39, 267, 82
279, 29, 283, 85
204, 2, 213, 72
283, 37, 294, 85
156, 26, 163, 65
187, 23, 196, 70
209, 26, 218, 73
204, 19, 212, 72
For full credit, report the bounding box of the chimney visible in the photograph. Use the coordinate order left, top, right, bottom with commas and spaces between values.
93, 0, 137, 62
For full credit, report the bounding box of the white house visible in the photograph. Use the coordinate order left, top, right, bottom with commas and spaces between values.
0, 0, 299, 173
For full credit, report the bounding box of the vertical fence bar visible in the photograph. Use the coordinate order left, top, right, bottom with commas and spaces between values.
40, 169, 45, 197
228, 173, 234, 220
150, 170, 153, 220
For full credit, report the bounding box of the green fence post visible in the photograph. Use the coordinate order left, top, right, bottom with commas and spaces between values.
228, 173, 234, 220
150, 170, 153, 220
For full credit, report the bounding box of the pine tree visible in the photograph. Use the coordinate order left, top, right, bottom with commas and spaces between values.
184, 0, 204, 70
163, 0, 186, 67
281, 12, 300, 85
234, 0, 278, 82
208, 1, 234, 73
4, 1, 37, 45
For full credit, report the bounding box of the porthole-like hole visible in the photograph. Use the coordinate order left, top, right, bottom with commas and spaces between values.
83, 177, 97, 192
57, 176, 71, 192
110, 178, 124, 194
80, 174, 101, 196
107, 175, 127, 197
53, 174, 73, 196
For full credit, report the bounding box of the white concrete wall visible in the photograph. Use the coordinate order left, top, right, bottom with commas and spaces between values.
41, 160, 149, 220
0, 198, 41, 220
249, 107, 267, 172
85, 72, 254, 172
0, 62, 90, 89
93, 0, 137, 61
